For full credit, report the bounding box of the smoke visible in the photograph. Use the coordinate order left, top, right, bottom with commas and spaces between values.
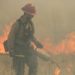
0, 1, 75, 75
0, 0, 75, 44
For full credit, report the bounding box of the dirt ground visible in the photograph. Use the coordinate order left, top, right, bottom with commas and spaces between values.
0, 53, 75, 75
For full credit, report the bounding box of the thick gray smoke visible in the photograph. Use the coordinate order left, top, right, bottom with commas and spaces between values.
0, 0, 75, 44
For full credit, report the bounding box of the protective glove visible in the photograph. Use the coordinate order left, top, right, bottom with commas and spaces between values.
9, 50, 15, 57
36, 41, 43, 48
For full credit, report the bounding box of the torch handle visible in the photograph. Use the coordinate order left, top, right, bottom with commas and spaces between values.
43, 47, 50, 54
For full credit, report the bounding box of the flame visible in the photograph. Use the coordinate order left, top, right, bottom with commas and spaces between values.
39, 32, 75, 54
0, 20, 75, 54
0, 20, 74, 75
55, 67, 60, 75
0, 21, 15, 53
67, 68, 73, 75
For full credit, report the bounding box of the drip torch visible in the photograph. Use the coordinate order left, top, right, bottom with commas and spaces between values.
35, 47, 60, 68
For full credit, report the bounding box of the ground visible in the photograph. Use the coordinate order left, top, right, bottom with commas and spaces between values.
0, 53, 75, 75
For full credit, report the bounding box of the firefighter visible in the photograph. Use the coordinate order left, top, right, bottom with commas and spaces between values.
7, 3, 43, 75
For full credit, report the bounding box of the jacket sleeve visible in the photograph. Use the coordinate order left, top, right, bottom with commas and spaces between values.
30, 21, 43, 48
31, 36, 43, 48
7, 21, 19, 52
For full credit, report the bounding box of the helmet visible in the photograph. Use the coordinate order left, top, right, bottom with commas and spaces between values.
21, 3, 36, 15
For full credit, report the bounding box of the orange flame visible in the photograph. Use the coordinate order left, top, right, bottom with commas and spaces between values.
39, 32, 75, 54
67, 68, 73, 75
0, 20, 75, 54
55, 67, 60, 75
0, 21, 15, 53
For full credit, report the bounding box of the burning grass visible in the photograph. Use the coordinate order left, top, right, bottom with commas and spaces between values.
0, 21, 75, 75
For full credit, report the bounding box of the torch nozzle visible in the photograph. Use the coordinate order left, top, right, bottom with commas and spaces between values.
51, 60, 60, 69
42, 48, 60, 68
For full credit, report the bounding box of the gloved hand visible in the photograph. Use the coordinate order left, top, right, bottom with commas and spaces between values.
9, 50, 15, 57
36, 41, 43, 48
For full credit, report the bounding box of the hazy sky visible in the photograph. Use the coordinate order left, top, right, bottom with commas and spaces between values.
0, 0, 75, 43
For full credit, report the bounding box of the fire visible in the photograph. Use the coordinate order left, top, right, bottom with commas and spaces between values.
0, 20, 75, 54
0, 20, 74, 75
0, 21, 15, 53
67, 68, 73, 75
39, 32, 75, 54
55, 67, 60, 75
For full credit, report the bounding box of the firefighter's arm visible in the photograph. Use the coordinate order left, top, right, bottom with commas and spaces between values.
31, 36, 43, 48
30, 21, 43, 48
7, 21, 19, 56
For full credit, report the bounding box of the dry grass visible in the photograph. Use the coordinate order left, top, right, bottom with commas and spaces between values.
0, 53, 75, 75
